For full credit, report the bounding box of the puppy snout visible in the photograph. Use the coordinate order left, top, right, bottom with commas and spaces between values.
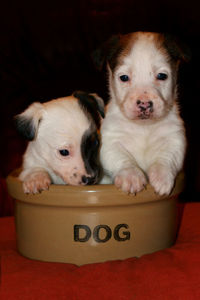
136, 100, 153, 111
81, 175, 96, 185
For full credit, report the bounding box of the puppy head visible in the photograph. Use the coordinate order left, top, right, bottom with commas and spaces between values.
95, 32, 189, 122
15, 92, 104, 185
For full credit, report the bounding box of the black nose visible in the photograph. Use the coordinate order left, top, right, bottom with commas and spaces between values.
82, 175, 96, 185
148, 101, 153, 108
136, 100, 153, 111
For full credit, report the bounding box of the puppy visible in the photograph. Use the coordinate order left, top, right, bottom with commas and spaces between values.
15, 91, 104, 194
97, 32, 188, 195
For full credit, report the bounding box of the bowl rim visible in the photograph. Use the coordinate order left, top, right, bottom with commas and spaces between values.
6, 170, 185, 207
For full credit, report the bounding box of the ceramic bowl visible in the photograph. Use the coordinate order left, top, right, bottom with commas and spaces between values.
6, 170, 184, 265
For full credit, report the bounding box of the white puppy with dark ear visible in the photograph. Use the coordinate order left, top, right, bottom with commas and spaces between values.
97, 32, 188, 195
15, 91, 104, 194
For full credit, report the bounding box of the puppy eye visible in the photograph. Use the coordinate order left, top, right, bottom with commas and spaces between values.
119, 75, 130, 82
156, 73, 168, 80
59, 149, 70, 156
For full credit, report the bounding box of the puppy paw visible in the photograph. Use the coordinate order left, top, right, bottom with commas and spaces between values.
148, 164, 175, 196
114, 167, 147, 194
22, 172, 51, 194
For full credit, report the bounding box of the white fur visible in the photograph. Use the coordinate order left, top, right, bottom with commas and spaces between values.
100, 32, 186, 195
18, 96, 96, 194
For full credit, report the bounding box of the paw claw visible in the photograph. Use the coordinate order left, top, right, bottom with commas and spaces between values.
22, 171, 51, 194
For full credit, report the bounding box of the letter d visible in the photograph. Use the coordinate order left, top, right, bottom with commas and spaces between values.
74, 225, 91, 242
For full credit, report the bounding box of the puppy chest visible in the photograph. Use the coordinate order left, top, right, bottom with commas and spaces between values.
120, 133, 157, 171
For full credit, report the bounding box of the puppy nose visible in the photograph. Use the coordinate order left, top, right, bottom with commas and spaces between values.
148, 101, 153, 108
136, 100, 153, 111
81, 175, 96, 185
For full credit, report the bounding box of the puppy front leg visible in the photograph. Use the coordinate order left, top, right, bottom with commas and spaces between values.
101, 143, 147, 194
114, 167, 147, 194
147, 134, 186, 196
148, 163, 176, 196
19, 168, 51, 194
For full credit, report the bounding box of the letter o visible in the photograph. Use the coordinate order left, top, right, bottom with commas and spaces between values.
93, 225, 112, 243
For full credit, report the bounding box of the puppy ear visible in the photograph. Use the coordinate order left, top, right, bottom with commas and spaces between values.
88, 93, 105, 119
92, 35, 121, 71
14, 102, 44, 140
73, 91, 105, 129
163, 33, 191, 63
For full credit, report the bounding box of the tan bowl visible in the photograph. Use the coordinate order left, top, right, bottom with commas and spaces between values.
6, 170, 184, 266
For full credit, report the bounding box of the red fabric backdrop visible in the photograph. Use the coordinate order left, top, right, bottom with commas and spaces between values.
1, 203, 200, 299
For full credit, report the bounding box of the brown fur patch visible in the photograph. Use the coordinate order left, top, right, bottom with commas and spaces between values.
109, 32, 167, 72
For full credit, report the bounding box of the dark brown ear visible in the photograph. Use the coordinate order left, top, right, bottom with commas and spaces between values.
163, 33, 191, 63
92, 35, 121, 71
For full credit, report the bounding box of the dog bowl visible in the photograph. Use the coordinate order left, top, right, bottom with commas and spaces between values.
6, 170, 184, 266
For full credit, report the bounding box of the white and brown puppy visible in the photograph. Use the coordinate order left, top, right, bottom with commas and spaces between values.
97, 32, 188, 195
15, 91, 104, 194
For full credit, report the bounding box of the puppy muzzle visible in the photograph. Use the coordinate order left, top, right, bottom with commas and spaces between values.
136, 99, 154, 119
